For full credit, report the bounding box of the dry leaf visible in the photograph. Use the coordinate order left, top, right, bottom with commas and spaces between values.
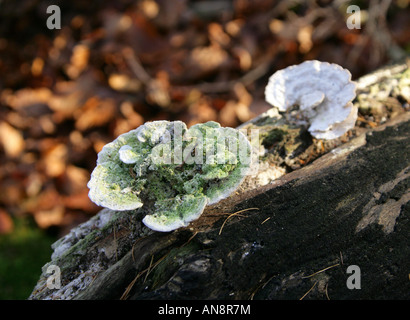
75, 97, 117, 131
232, 46, 252, 70
42, 143, 68, 177
34, 205, 65, 229
208, 22, 231, 47
65, 44, 90, 79
188, 44, 229, 77
0, 122, 25, 157
298, 25, 313, 53
146, 71, 171, 107
1, 87, 52, 110
108, 74, 142, 92
219, 100, 239, 127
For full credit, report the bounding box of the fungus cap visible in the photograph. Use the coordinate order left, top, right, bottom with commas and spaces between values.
87, 121, 252, 232
265, 60, 357, 139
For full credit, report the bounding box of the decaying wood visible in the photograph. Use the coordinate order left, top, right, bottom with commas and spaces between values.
29, 62, 410, 300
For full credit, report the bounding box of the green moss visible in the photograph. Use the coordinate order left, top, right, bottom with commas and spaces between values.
260, 128, 287, 148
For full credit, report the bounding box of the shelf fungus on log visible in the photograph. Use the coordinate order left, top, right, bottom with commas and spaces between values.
265, 60, 358, 140
87, 120, 252, 232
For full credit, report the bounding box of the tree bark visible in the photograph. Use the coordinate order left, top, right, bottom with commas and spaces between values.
29, 62, 410, 300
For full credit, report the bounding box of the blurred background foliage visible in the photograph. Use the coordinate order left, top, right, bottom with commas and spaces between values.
0, 0, 409, 299
0, 218, 54, 299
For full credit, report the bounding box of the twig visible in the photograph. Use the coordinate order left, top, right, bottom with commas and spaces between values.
301, 263, 340, 279
131, 235, 148, 263
122, 47, 152, 85
218, 208, 259, 235
299, 280, 318, 300
178, 61, 271, 94
122, 45, 272, 94
249, 274, 277, 300
249, 283, 263, 300
120, 271, 143, 300
325, 282, 330, 300
120, 251, 170, 300
113, 225, 118, 262
143, 255, 155, 283
180, 231, 198, 248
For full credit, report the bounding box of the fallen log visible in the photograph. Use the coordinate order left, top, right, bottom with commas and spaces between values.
29, 61, 410, 300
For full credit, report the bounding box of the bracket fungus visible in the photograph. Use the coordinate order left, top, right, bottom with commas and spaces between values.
265, 60, 358, 139
88, 121, 252, 232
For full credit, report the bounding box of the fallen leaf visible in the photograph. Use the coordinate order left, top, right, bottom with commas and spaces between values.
41, 142, 68, 177
187, 44, 229, 78
34, 205, 65, 229
108, 73, 142, 92
208, 22, 231, 47
0, 122, 25, 157
232, 46, 252, 70
65, 44, 90, 79
75, 97, 117, 131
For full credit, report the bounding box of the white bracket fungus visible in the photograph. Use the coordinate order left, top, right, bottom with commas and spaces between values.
88, 121, 252, 232
265, 60, 358, 140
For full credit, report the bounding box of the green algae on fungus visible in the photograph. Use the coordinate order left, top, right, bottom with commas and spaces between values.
87, 120, 252, 232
